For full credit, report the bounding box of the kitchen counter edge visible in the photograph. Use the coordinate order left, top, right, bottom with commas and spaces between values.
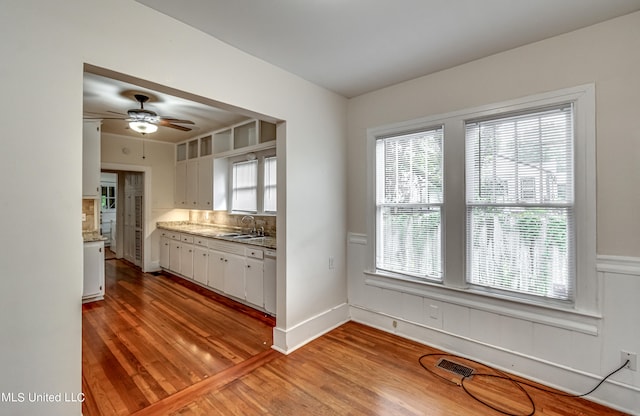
157, 222, 276, 250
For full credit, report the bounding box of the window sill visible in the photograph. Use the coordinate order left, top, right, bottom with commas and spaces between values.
363, 269, 602, 335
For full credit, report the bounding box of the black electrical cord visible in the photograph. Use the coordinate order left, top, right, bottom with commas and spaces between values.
418, 353, 629, 416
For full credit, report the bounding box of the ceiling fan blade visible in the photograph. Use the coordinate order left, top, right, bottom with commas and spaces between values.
83, 116, 128, 120
159, 118, 195, 125
158, 121, 192, 131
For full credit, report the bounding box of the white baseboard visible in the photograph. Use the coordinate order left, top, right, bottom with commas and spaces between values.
349, 305, 639, 415
272, 303, 350, 355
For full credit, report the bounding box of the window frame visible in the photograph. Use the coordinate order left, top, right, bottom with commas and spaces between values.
228, 149, 277, 215
101, 185, 116, 211
263, 155, 277, 214
374, 127, 444, 281
366, 84, 597, 319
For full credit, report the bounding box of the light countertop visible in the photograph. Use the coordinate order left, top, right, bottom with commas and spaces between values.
83, 231, 108, 243
157, 222, 276, 250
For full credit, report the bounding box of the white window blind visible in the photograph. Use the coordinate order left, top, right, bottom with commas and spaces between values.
232, 160, 258, 213
375, 127, 443, 280
264, 156, 277, 213
466, 104, 575, 301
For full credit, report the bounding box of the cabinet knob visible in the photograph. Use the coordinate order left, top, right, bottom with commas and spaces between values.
247, 264, 251, 268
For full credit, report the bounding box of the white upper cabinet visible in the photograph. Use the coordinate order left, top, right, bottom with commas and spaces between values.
174, 119, 274, 210
82, 121, 101, 198
212, 120, 276, 158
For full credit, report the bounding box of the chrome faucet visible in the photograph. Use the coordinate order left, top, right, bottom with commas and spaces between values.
241, 215, 256, 235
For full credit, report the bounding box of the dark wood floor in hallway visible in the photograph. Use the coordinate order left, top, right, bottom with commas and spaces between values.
83, 259, 627, 416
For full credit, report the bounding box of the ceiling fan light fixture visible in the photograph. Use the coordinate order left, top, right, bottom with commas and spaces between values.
129, 121, 158, 134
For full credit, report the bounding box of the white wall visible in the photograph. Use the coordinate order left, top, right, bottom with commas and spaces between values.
0, 1, 347, 414
346, 12, 640, 414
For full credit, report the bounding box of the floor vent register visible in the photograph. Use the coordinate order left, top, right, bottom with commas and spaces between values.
435, 358, 475, 379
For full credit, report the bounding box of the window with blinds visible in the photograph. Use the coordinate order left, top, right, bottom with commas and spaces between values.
375, 127, 443, 280
231, 160, 258, 213
465, 104, 575, 301
264, 156, 277, 213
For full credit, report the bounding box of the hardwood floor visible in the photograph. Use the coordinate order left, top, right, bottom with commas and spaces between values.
82, 259, 274, 415
83, 260, 627, 416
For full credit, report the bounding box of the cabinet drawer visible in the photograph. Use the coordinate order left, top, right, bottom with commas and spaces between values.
181, 234, 194, 243
245, 248, 263, 259
168, 232, 181, 241
194, 236, 209, 247
208, 239, 246, 255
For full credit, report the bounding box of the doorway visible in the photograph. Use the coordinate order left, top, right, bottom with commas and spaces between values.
102, 166, 148, 270
100, 172, 117, 249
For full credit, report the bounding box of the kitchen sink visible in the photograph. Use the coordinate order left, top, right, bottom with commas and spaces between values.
232, 235, 256, 240
216, 233, 256, 239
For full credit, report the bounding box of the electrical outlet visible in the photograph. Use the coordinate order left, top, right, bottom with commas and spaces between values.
328, 256, 335, 270
621, 350, 637, 371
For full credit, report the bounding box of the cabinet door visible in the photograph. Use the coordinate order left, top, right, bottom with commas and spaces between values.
245, 258, 264, 307
174, 162, 187, 207
197, 157, 213, 209
263, 256, 276, 315
160, 236, 170, 269
186, 160, 198, 208
169, 240, 181, 273
180, 243, 194, 278
193, 246, 208, 285
212, 158, 228, 210
223, 253, 246, 300
82, 121, 101, 197
83, 241, 104, 299
208, 249, 225, 292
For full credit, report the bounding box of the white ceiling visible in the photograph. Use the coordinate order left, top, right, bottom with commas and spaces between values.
83, 70, 252, 143
86, 1, 640, 143
136, 0, 640, 98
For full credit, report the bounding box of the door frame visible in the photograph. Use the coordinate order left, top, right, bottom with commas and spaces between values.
101, 162, 152, 272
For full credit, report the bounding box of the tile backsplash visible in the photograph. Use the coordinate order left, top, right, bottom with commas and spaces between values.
189, 211, 276, 236
82, 198, 98, 232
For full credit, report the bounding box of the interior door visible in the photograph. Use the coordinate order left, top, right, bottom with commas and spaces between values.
123, 172, 144, 267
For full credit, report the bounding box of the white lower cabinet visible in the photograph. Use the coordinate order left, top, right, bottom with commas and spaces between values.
207, 249, 225, 292
160, 231, 274, 314
245, 257, 264, 307
193, 245, 208, 285
263, 250, 276, 315
223, 252, 246, 300
83, 241, 105, 302
179, 238, 194, 279
160, 236, 170, 269
180, 245, 194, 278
169, 240, 181, 273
